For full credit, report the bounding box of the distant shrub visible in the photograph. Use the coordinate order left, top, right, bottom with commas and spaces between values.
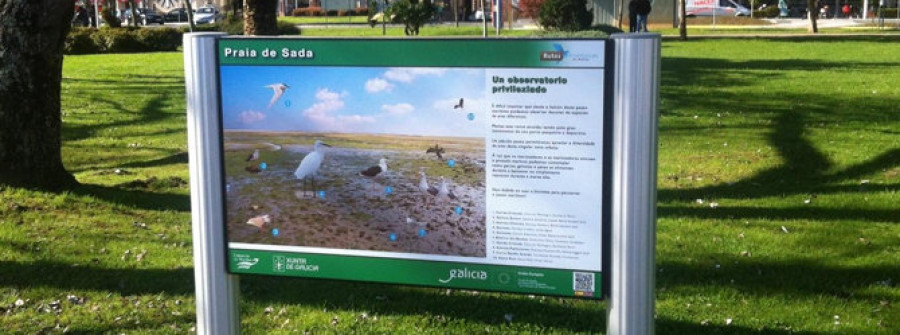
389, 0, 435, 35
92, 28, 143, 53
65, 27, 101, 54
538, 0, 592, 31
531, 25, 618, 37
297, 7, 326, 16
354, 7, 369, 16
64, 27, 183, 54
753, 6, 781, 18
277, 21, 302, 35
134, 28, 181, 51
326, 9, 339, 16
520, 0, 545, 19
292, 7, 305, 16
338, 9, 350, 16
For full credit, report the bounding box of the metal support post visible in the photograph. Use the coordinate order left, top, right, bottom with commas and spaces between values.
607, 33, 661, 335
184, 32, 241, 335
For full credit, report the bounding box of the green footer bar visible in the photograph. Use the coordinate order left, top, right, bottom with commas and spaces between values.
230, 249, 601, 298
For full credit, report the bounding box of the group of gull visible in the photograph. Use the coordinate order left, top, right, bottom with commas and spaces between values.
290, 140, 457, 202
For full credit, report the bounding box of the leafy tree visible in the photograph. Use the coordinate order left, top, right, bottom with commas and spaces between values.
390, 0, 435, 36
520, 0, 545, 19
244, 0, 278, 35
538, 0, 592, 31
0, 0, 79, 190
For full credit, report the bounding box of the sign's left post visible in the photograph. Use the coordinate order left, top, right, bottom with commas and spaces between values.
184, 32, 241, 335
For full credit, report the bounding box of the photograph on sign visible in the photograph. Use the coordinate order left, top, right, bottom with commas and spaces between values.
218, 39, 608, 298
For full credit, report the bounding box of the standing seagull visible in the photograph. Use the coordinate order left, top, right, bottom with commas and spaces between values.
265, 83, 290, 109
418, 168, 439, 205
294, 140, 331, 196
245, 149, 260, 162
359, 158, 388, 178
438, 176, 457, 201
453, 98, 464, 109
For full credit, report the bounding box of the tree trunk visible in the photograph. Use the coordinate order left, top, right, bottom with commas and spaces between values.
0, 0, 79, 191
185, 0, 197, 32
808, 0, 819, 33
244, 0, 279, 35
679, 0, 687, 40
129, 0, 139, 27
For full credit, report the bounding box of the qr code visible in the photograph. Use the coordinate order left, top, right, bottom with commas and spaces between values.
573, 272, 595, 292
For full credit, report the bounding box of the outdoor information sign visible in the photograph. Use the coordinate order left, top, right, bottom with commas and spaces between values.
217, 38, 610, 299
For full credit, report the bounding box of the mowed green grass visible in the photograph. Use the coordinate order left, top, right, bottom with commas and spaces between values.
0, 37, 897, 334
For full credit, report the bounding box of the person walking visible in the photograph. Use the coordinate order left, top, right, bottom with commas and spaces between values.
628, 0, 639, 32
635, 0, 652, 32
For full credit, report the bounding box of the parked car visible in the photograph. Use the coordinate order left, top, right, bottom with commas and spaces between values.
686, 0, 751, 16
193, 6, 224, 25
135, 8, 165, 25
468, 10, 492, 21
164, 8, 191, 22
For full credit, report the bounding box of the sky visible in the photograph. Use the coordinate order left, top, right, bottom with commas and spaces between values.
220, 66, 488, 138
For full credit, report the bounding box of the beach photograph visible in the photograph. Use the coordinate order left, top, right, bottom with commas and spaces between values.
220, 66, 488, 257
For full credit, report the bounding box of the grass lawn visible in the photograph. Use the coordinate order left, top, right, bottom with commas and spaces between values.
280, 15, 372, 25
1, 36, 898, 333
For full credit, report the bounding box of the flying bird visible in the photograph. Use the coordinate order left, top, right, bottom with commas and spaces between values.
425, 144, 445, 160
246, 214, 271, 231
438, 176, 457, 201
245, 149, 260, 162
265, 83, 290, 109
453, 98, 464, 109
419, 168, 439, 205
359, 158, 388, 177
294, 140, 331, 197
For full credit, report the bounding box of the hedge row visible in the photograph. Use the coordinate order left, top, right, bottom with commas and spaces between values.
752, 6, 781, 18
65, 27, 181, 54
292, 7, 369, 16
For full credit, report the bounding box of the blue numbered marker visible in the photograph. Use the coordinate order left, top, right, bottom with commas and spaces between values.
318, 190, 326, 199
467, 113, 475, 121
272, 228, 280, 237
385, 186, 394, 195
419, 229, 427, 237
448, 159, 456, 168
455, 206, 464, 215
260, 162, 268, 170
390, 233, 398, 241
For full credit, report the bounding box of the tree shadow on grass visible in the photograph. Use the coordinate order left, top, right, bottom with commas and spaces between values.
658, 56, 900, 222
0, 260, 193, 296
239, 274, 827, 334
658, 258, 899, 303
71, 184, 190, 212
0, 258, 826, 334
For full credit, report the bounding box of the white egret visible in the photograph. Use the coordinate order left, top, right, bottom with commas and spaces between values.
294, 140, 331, 197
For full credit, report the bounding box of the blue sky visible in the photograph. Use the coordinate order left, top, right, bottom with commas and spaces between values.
220, 66, 487, 138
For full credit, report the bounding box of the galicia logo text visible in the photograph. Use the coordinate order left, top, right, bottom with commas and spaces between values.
438, 268, 488, 284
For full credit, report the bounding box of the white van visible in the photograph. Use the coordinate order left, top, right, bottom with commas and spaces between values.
686, 0, 751, 16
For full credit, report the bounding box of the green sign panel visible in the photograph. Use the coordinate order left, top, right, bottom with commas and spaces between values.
218, 38, 608, 298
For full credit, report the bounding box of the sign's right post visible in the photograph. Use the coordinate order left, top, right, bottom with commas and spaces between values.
607, 33, 661, 335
